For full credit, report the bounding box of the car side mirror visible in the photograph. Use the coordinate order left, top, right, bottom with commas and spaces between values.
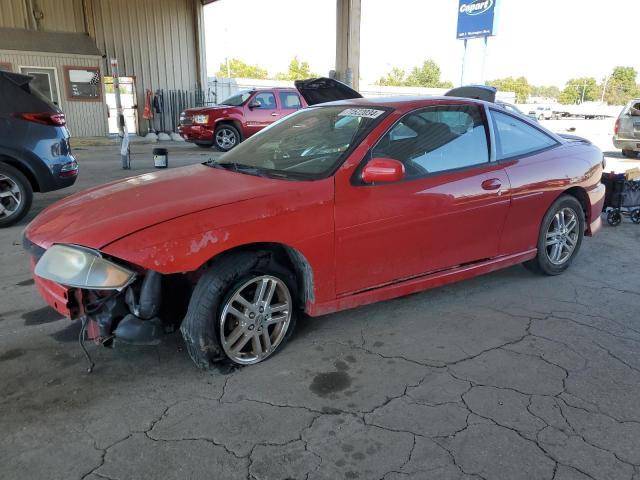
361, 158, 405, 184
248, 100, 261, 109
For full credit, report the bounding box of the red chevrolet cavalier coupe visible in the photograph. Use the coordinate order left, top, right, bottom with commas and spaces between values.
24, 79, 606, 369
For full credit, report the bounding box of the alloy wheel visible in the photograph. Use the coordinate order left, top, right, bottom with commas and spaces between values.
220, 275, 292, 364
0, 174, 22, 220
215, 128, 237, 150
545, 207, 579, 265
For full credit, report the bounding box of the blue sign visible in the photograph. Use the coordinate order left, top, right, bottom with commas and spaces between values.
457, 0, 497, 40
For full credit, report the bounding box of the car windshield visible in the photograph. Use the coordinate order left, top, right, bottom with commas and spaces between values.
219, 91, 252, 106
213, 105, 388, 179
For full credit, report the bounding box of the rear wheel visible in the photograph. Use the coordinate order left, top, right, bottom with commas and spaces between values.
622, 149, 637, 158
0, 163, 33, 228
524, 195, 585, 275
214, 124, 240, 152
180, 252, 297, 368
631, 209, 640, 224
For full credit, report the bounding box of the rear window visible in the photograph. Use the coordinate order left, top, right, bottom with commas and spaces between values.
624, 101, 640, 116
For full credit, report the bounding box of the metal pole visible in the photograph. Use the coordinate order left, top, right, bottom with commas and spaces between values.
601, 76, 610, 103
110, 58, 124, 138
480, 36, 488, 84
460, 38, 468, 86
111, 58, 130, 169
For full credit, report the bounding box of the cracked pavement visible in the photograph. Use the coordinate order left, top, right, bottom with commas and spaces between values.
1, 144, 640, 480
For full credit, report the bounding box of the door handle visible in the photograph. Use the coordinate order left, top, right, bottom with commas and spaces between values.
271, 112, 279, 116
481, 178, 502, 191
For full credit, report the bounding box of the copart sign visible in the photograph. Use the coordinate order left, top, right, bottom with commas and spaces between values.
456, 0, 497, 39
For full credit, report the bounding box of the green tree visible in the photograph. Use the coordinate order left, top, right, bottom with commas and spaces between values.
530, 85, 560, 100
215, 58, 268, 79
558, 77, 600, 105
487, 77, 531, 103
375, 60, 453, 88
274, 57, 318, 81
604, 66, 639, 106
376, 67, 406, 86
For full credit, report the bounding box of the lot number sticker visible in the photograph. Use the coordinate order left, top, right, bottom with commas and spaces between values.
338, 108, 385, 119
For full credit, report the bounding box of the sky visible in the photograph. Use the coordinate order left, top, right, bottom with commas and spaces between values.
203, 0, 640, 88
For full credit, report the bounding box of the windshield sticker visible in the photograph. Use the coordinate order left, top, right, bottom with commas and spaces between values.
338, 108, 385, 119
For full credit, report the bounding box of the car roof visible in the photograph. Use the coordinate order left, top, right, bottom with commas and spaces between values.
316, 95, 484, 113
250, 87, 298, 92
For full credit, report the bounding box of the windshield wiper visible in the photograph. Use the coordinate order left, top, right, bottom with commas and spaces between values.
208, 161, 270, 177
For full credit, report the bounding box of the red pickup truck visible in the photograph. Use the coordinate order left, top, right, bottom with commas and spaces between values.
178, 88, 307, 151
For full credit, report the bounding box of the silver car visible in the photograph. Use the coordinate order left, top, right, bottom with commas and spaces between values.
613, 99, 640, 158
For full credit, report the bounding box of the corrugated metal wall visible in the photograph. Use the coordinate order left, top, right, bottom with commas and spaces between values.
0, 0, 30, 29
0, 0, 85, 32
88, 0, 202, 133
0, 0, 204, 135
0, 50, 108, 137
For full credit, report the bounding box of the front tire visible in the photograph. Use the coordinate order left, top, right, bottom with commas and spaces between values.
213, 124, 240, 152
180, 252, 297, 368
524, 195, 585, 275
0, 162, 33, 228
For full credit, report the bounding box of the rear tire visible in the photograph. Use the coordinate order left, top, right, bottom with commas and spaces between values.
180, 251, 298, 369
524, 195, 585, 276
0, 162, 33, 228
622, 149, 637, 159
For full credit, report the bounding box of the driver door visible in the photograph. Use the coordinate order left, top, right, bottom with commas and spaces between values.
334, 104, 511, 295
244, 91, 279, 137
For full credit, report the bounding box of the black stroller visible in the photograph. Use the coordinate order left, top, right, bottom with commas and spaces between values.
601, 172, 640, 226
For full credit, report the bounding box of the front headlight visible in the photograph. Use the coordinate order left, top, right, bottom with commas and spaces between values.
194, 114, 208, 124
35, 244, 136, 290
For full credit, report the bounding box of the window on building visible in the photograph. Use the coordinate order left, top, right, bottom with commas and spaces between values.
64, 66, 102, 101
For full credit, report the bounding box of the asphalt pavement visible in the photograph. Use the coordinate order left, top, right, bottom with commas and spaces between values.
1, 139, 640, 480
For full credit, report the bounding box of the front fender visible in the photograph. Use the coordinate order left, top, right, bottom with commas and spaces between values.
101, 179, 336, 304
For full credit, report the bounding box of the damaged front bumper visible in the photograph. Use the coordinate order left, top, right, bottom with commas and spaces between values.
24, 235, 170, 347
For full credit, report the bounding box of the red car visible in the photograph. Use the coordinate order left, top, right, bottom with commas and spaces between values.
25, 78, 605, 369
178, 87, 307, 151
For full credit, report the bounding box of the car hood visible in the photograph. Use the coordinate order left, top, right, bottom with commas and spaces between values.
25, 164, 290, 250
183, 105, 239, 115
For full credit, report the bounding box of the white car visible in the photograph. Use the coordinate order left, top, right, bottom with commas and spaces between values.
529, 106, 554, 120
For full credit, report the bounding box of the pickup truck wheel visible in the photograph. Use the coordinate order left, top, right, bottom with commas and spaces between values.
180, 252, 297, 368
524, 195, 584, 275
0, 163, 33, 228
622, 149, 637, 159
214, 124, 240, 152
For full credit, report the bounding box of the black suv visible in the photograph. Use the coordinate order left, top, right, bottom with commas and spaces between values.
0, 71, 78, 227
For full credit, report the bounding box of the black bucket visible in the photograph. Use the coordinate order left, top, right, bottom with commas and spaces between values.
152, 148, 168, 168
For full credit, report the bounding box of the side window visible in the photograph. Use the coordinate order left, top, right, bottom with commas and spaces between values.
492, 110, 557, 160
254, 92, 276, 110
372, 105, 489, 179
279, 92, 302, 110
